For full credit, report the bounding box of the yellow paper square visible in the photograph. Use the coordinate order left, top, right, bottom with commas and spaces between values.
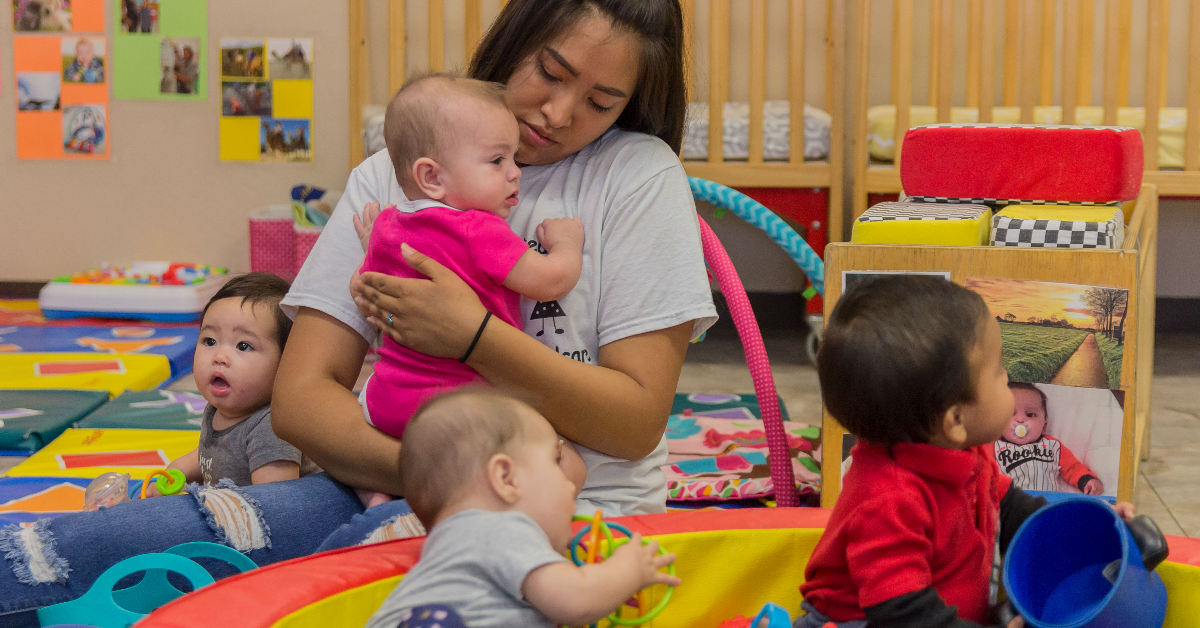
220, 116, 262, 161
272, 80, 314, 119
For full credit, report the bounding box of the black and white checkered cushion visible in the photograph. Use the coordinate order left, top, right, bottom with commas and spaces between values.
858, 201, 990, 222
990, 209, 1124, 249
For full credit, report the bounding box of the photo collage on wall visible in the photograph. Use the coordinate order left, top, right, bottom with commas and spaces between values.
218, 37, 313, 162
838, 272, 1130, 501
12, 0, 110, 159
111, 0, 207, 100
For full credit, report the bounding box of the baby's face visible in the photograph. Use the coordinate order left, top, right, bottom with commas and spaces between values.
193, 298, 282, 421
511, 409, 579, 553
1004, 387, 1047, 445
76, 41, 94, 64
435, 100, 522, 217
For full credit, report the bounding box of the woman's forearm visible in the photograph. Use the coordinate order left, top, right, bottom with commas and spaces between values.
468, 319, 692, 460
273, 308, 404, 493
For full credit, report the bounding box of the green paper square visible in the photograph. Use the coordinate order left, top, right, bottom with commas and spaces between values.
112, 0, 207, 100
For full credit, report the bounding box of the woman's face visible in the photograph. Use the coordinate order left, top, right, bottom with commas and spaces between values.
505, 13, 640, 166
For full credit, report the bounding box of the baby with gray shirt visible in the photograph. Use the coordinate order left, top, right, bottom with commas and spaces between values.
147, 273, 316, 496
365, 389, 680, 628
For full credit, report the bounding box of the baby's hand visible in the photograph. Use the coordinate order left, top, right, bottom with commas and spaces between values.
1083, 478, 1105, 495
1113, 501, 1136, 520
353, 202, 382, 253
144, 482, 163, 498
607, 533, 681, 590
536, 217, 584, 253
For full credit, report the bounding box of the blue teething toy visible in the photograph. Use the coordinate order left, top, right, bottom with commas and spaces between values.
37, 542, 257, 628
750, 601, 793, 627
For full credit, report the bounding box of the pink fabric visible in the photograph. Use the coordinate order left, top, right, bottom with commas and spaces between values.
697, 217, 799, 507
360, 205, 530, 437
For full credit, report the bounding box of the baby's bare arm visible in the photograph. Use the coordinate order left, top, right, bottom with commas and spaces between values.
521, 534, 679, 627
503, 218, 583, 302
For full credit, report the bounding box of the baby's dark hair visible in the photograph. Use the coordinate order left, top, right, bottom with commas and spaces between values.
202, 272, 293, 350
1009, 381, 1048, 415
818, 275, 991, 448
399, 388, 533, 528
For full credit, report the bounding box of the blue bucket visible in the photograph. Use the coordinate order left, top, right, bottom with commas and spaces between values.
1003, 497, 1167, 628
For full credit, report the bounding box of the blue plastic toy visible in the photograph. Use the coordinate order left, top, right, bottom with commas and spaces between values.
750, 601, 793, 627
37, 542, 257, 628
1003, 497, 1168, 628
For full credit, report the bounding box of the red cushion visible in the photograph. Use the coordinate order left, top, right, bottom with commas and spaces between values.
899, 124, 1144, 204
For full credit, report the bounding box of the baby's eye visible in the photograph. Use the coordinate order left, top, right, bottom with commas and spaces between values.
202, 337, 216, 347
492, 156, 503, 165
236, 341, 253, 351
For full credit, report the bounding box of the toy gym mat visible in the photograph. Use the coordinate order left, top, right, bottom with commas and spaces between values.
0, 324, 199, 377
0, 353, 172, 397
666, 393, 821, 502
0, 389, 109, 452
76, 390, 206, 431
5, 428, 198, 480
38, 263, 230, 322
0, 476, 142, 527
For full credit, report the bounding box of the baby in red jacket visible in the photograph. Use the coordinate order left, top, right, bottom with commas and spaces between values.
992, 382, 1104, 495
798, 276, 1133, 628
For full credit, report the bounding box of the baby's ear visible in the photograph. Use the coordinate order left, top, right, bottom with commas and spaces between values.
939, 406, 969, 448
412, 158, 446, 200
484, 453, 520, 505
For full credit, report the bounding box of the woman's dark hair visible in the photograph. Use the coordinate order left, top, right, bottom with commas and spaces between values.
202, 272, 293, 350
817, 276, 991, 449
468, 0, 686, 153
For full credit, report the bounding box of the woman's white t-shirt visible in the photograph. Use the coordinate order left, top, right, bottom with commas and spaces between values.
281, 128, 718, 515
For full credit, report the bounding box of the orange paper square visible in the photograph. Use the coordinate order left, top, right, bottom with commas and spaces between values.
71, 0, 106, 32
61, 83, 107, 106
16, 112, 65, 159
13, 37, 61, 72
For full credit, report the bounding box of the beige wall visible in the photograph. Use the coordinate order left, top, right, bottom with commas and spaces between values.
0, 0, 350, 281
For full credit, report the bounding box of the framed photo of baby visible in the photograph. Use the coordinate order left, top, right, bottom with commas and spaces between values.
966, 277, 1128, 500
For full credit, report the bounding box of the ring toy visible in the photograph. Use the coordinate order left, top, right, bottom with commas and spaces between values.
142, 469, 186, 498
568, 513, 675, 626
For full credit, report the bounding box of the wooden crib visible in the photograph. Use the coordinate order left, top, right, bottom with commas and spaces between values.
347, 0, 847, 242
853, 0, 1200, 219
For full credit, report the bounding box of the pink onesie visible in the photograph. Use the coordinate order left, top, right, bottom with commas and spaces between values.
359, 201, 530, 437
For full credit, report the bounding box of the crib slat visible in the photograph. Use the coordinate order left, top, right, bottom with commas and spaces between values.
350, 0, 368, 171
1004, 0, 1020, 106
1187, 0, 1200, 170
1117, 0, 1131, 106
749, 0, 766, 165
1018, 0, 1037, 123
1103, 0, 1120, 125
682, 0, 694, 71
1145, 0, 1163, 168
1079, 0, 1094, 105
428, 0, 444, 72
891, 1, 901, 108
937, 0, 954, 122
708, 0, 729, 164
895, 0, 914, 165
1062, 0, 1080, 124
967, 0, 983, 107
827, 0, 846, 240
1159, 0, 1170, 107
928, 5, 938, 106
1040, 0, 1056, 106
979, 0, 996, 121
853, 0, 873, 221
388, 0, 406, 95
789, 0, 805, 164
465, 0, 482, 63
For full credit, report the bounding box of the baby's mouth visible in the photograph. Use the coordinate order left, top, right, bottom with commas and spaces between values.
210, 375, 231, 397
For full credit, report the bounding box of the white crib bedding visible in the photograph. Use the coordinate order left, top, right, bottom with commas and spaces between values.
362, 101, 833, 162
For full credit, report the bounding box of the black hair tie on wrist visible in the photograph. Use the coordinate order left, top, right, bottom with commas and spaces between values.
459, 311, 492, 363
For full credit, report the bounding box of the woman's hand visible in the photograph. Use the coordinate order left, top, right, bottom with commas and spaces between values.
350, 243, 489, 359
352, 202, 382, 253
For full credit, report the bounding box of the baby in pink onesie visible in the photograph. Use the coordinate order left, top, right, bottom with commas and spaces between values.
356, 74, 586, 505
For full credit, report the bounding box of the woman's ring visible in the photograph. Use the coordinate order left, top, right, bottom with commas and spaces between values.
386, 312, 394, 327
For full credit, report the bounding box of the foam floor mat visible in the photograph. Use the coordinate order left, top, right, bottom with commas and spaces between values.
0, 389, 110, 452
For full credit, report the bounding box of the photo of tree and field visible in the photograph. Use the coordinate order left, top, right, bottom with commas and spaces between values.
965, 278, 1127, 389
